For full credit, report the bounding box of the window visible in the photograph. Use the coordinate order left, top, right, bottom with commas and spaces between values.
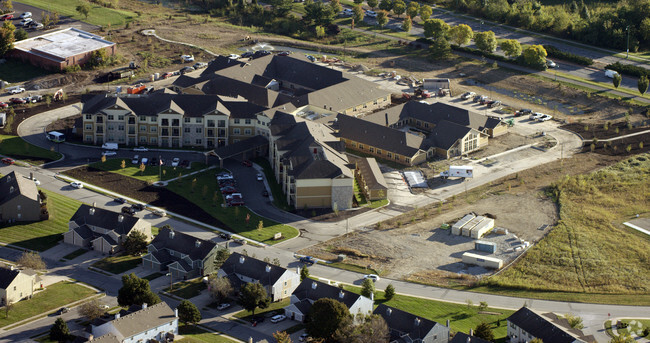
13, 286, 16, 291
234, 118, 240, 124
207, 120, 215, 127
118, 125, 125, 131
184, 138, 190, 144
377, 149, 382, 155
424, 123, 429, 128
195, 139, 202, 144
184, 117, 191, 123
417, 120, 422, 126
405, 158, 411, 164
245, 119, 251, 124
161, 119, 169, 126
150, 126, 157, 133
369, 147, 374, 153
244, 128, 251, 135
85, 124, 92, 130
140, 136, 147, 142
233, 128, 240, 134
118, 115, 124, 121
196, 128, 202, 133
150, 116, 156, 122
139, 116, 146, 121
358, 144, 364, 150
150, 137, 157, 144
108, 115, 114, 120
17, 213, 21, 219
218, 120, 226, 127
387, 152, 392, 158
184, 127, 191, 133
172, 119, 180, 126
395, 155, 399, 161
108, 124, 114, 131
17, 205, 21, 210
140, 126, 147, 132
85, 114, 92, 120
85, 135, 93, 142
196, 118, 202, 123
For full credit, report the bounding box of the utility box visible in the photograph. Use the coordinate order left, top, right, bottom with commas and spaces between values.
475, 241, 497, 254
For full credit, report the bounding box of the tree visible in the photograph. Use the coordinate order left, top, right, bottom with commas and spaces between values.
613, 73, 622, 89
14, 28, 27, 41
376, 10, 388, 27
51, 11, 60, 26
478, 301, 488, 311
474, 322, 495, 342
18, 251, 46, 270
406, 2, 419, 19
419, 5, 432, 20
237, 282, 270, 317
305, 1, 335, 26
117, 273, 161, 307
76, 2, 92, 19
208, 275, 233, 303
123, 230, 148, 256
360, 278, 375, 298
367, 0, 377, 9
214, 247, 230, 268
448, 24, 473, 46
384, 284, 395, 300
307, 298, 350, 340
429, 37, 451, 58
329, 0, 342, 15
273, 331, 292, 343
300, 265, 310, 281
1, 0, 12, 13
50, 318, 70, 343
639, 75, 649, 95
0, 23, 15, 56
41, 11, 51, 28
378, 0, 392, 12
353, 0, 363, 4
270, 0, 293, 17
474, 30, 497, 53
610, 335, 635, 343
177, 300, 202, 325
3, 301, 12, 318
499, 39, 522, 58
521, 45, 547, 68
392, 0, 405, 17
334, 314, 389, 343
563, 313, 584, 329
402, 15, 412, 32
423, 19, 449, 40
120, 160, 126, 169
353, 4, 364, 23
79, 299, 104, 321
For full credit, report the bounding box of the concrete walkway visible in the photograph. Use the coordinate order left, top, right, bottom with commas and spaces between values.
583, 130, 650, 142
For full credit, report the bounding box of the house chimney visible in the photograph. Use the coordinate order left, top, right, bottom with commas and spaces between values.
89, 207, 95, 215
239, 256, 245, 264
9, 186, 14, 193
195, 240, 201, 248
142, 303, 147, 309
115, 313, 120, 319
414, 318, 421, 327
386, 308, 392, 316
169, 230, 175, 239
7, 175, 11, 182
265, 265, 271, 273
469, 329, 473, 336
175, 308, 178, 317
93, 201, 96, 208
338, 290, 344, 299
311, 281, 317, 289
446, 319, 450, 327
118, 215, 124, 223
10, 265, 14, 271
467, 337, 471, 343
370, 292, 374, 302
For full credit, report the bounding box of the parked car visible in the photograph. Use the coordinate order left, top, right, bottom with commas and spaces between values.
181, 54, 194, 62
152, 209, 167, 217
180, 160, 190, 168
33, 178, 40, 185
473, 95, 487, 103
0, 102, 8, 108
140, 157, 149, 165
530, 112, 544, 121
180, 66, 195, 74
277, 51, 291, 56
546, 59, 557, 68
364, 274, 380, 282
19, 18, 32, 26
227, 197, 244, 206
299, 334, 310, 342
70, 182, 83, 189
365, 10, 377, 17
8, 87, 25, 94
228, 54, 240, 60
193, 62, 208, 69
0, 14, 14, 20
306, 55, 316, 62
220, 232, 232, 240
217, 303, 231, 311
220, 186, 238, 194
233, 238, 247, 245
131, 155, 139, 164
251, 316, 265, 325
149, 158, 161, 166
479, 97, 492, 105
605, 69, 619, 79
256, 173, 263, 181
514, 109, 532, 117
133, 146, 149, 152
19, 12, 32, 19
57, 307, 69, 315
9, 97, 26, 104
341, 8, 354, 16
99, 304, 110, 310
162, 72, 174, 79
1, 157, 15, 165
114, 197, 127, 204
253, 50, 271, 58
102, 151, 117, 156
299, 256, 315, 265
487, 100, 501, 108
538, 114, 553, 122
121, 206, 136, 215
271, 315, 286, 323
32, 22, 44, 30
461, 91, 476, 100
241, 51, 254, 58
131, 203, 145, 211
262, 190, 269, 197
241, 160, 252, 167
171, 157, 180, 167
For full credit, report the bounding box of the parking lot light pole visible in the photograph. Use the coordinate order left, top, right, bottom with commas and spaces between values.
626, 25, 630, 59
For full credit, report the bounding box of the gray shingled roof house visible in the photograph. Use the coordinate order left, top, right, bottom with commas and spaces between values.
0, 265, 37, 306
91, 302, 178, 343
449, 332, 492, 343
217, 252, 300, 301
507, 307, 595, 343
284, 279, 373, 322
374, 304, 450, 343
142, 227, 219, 279
64, 204, 151, 255
0, 171, 43, 222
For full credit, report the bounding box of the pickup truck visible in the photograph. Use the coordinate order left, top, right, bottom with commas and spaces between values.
299, 256, 315, 265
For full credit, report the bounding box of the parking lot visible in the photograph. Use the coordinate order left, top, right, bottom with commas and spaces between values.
5, 2, 98, 38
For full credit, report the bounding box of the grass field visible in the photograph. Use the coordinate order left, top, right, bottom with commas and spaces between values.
233, 298, 290, 320
91, 254, 142, 274
0, 60, 52, 83
166, 170, 298, 244
61, 248, 88, 261
177, 325, 237, 343
90, 158, 209, 182
486, 154, 650, 295
16, 0, 138, 26
0, 135, 62, 164
343, 285, 513, 341
0, 190, 81, 251
167, 278, 207, 299
0, 281, 96, 328
252, 158, 291, 211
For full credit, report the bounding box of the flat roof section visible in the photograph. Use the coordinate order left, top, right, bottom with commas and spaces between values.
13, 28, 115, 61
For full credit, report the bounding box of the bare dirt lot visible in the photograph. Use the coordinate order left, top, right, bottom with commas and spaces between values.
299, 152, 624, 286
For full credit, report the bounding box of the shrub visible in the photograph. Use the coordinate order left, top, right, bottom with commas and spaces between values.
543, 45, 593, 66
605, 62, 649, 78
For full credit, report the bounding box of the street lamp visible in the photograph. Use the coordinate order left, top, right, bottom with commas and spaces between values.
626, 25, 630, 59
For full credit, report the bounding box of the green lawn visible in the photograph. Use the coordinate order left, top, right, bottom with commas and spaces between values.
143, 272, 164, 281
0, 190, 81, 251
0, 60, 53, 83
16, 0, 138, 26
319, 261, 380, 276
0, 281, 96, 328
166, 170, 298, 244
353, 179, 367, 205
233, 298, 290, 320
344, 286, 513, 341
0, 135, 62, 164
252, 157, 292, 211
177, 325, 237, 343
61, 248, 88, 261
90, 158, 209, 182
166, 278, 207, 299
91, 254, 142, 274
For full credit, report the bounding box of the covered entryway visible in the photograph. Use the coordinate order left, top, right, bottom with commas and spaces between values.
204, 135, 269, 168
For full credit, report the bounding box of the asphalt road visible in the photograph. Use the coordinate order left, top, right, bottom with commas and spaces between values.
8, 2, 98, 38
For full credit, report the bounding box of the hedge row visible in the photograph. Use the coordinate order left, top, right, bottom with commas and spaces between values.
543, 45, 594, 66
604, 62, 649, 78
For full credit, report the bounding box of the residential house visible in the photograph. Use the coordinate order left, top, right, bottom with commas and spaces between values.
374, 304, 449, 343
284, 279, 373, 322
0, 265, 37, 305
449, 332, 492, 343
507, 307, 595, 343
63, 204, 151, 254
0, 171, 44, 222
349, 155, 388, 201
142, 227, 219, 279
90, 302, 178, 343
268, 111, 354, 209
217, 252, 299, 301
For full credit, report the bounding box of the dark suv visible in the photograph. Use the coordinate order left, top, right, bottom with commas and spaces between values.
121, 206, 136, 215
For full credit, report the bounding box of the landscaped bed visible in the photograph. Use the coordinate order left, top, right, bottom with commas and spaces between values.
0, 190, 81, 251
166, 277, 207, 299
89, 158, 209, 182
63, 167, 298, 244
91, 254, 142, 274
177, 325, 237, 343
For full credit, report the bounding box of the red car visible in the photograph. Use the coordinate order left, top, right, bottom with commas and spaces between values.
162, 72, 174, 79
0, 102, 8, 108
0, 14, 13, 21
1, 158, 15, 165
9, 98, 26, 104
241, 160, 252, 167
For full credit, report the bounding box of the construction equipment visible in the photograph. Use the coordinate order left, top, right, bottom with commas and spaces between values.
127, 84, 146, 94
53, 89, 64, 101
505, 118, 515, 127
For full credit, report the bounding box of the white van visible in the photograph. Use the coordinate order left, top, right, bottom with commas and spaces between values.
101, 142, 118, 150
605, 69, 620, 78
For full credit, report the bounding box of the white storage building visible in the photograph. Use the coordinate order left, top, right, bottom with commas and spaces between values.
462, 252, 503, 269
452, 214, 475, 236
471, 217, 495, 239
462, 215, 486, 237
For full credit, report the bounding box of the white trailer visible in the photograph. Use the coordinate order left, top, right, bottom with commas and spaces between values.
452, 214, 475, 236
462, 215, 486, 237
440, 166, 474, 179
462, 252, 503, 269
471, 217, 495, 239
101, 142, 119, 150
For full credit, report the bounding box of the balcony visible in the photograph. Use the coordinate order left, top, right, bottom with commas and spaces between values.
96, 118, 104, 124
96, 128, 104, 133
